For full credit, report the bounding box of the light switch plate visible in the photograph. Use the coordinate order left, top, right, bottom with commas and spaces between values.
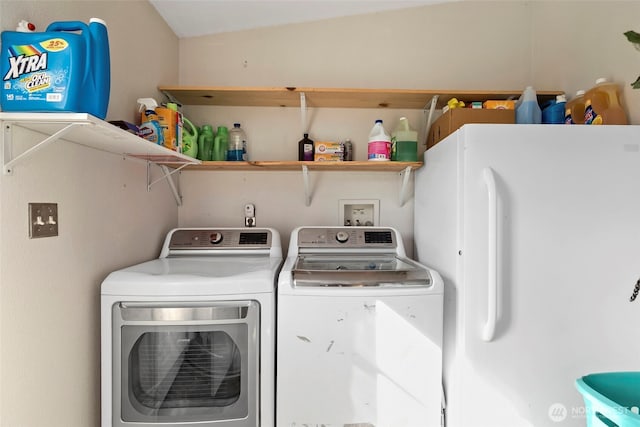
29, 203, 58, 238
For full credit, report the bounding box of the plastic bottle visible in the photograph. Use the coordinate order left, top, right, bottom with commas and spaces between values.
564, 90, 585, 124
198, 125, 214, 161
213, 126, 228, 161
541, 94, 567, 124
137, 98, 164, 145
367, 119, 391, 161
298, 133, 314, 161
228, 123, 247, 161
391, 117, 418, 161
515, 86, 542, 124
583, 78, 628, 125
182, 117, 198, 158
1, 18, 110, 119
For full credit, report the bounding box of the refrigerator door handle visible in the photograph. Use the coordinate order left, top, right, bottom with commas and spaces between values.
482, 167, 498, 342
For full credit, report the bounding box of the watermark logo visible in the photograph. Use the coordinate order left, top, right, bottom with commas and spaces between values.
548, 403, 568, 422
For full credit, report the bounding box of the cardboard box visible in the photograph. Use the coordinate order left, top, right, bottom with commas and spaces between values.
315, 142, 343, 154
427, 108, 515, 148
314, 153, 344, 161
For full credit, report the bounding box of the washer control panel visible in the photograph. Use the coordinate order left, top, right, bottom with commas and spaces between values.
168, 228, 272, 250
297, 227, 396, 249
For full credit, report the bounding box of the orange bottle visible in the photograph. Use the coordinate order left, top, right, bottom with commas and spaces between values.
564, 90, 585, 124
583, 78, 628, 125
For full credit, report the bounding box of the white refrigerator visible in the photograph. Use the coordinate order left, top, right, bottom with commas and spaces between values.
414, 124, 640, 427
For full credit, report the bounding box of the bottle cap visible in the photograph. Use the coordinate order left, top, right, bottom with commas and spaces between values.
595, 77, 609, 85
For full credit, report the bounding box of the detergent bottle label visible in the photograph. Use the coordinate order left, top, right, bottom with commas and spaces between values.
2, 36, 73, 106
583, 100, 603, 125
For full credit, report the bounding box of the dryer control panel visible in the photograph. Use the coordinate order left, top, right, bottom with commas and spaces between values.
168, 228, 272, 250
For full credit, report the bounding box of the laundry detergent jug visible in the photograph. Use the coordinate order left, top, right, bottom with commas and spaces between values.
1, 18, 110, 119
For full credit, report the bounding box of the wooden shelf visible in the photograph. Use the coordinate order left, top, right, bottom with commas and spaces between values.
160, 86, 563, 110
184, 160, 423, 171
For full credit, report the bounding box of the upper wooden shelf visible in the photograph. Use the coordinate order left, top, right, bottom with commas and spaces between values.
159, 86, 563, 110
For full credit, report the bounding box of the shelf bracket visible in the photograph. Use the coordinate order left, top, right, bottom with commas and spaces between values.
147, 162, 188, 206
422, 95, 439, 147
3, 121, 84, 175
302, 164, 312, 206
399, 166, 413, 207
300, 91, 307, 133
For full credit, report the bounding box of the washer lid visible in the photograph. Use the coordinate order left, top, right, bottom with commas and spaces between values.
292, 254, 431, 288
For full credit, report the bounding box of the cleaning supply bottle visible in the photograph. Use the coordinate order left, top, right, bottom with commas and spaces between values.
583, 78, 628, 125
227, 123, 247, 161
368, 119, 391, 161
1, 18, 111, 119
515, 86, 542, 124
137, 98, 163, 145
213, 126, 228, 161
298, 133, 314, 161
564, 90, 585, 124
541, 94, 566, 124
391, 117, 418, 161
198, 125, 215, 161
182, 116, 198, 158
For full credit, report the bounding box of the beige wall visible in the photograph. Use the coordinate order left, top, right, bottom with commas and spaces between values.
0, 1, 178, 426
176, 0, 640, 255
2, 1, 640, 426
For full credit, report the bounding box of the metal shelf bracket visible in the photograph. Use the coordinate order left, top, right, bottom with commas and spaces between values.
148, 163, 188, 206
3, 121, 85, 175
302, 164, 312, 206
399, 166, 413, 207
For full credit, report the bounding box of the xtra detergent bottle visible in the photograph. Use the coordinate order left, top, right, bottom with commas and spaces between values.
1, 18, 110, 119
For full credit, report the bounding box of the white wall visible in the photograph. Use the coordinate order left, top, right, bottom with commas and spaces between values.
0, 1, 179, 426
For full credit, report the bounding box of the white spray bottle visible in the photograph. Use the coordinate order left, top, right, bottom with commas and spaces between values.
137, 98, 164, 145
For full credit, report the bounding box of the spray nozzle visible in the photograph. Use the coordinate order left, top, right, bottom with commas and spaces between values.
137, 97, 158, 113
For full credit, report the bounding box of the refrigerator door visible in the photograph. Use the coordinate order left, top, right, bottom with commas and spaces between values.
416, 124, 640, 427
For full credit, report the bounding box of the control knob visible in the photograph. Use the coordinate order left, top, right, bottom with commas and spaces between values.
336, 231, 350, 243
210, 232, 223, 244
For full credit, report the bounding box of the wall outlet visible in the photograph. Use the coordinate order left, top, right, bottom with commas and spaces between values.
244, 203, 256, 227
339, 199, 379, 226
29, 202, 58, 238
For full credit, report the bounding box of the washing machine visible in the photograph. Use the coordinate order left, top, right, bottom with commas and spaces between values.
277, 226, 444, 427
101, 227, 282, 427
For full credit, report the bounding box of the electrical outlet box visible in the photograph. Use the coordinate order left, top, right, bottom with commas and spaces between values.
29, 202, 58, 238
244, 203, 256, 227
339, 199, 379, 227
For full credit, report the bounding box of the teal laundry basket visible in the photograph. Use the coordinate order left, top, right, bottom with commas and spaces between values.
575, 372, 640, 427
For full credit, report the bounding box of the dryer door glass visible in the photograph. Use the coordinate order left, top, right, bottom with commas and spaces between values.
114, 301, 259, 425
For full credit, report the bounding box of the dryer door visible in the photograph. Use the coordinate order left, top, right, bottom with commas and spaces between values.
112, 301, 259, 427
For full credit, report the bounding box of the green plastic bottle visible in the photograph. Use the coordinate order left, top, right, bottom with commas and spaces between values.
198, 125, 214, 161
213, 126, 228, 161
